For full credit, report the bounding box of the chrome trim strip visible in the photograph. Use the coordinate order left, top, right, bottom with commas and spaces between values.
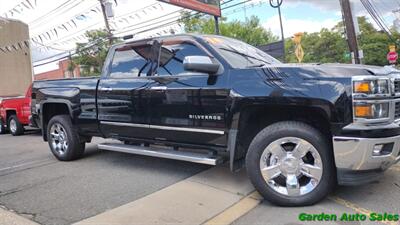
101, 121, 148, 128
150, 86, 167, 91
149, 124, 225, 134
100, 121, 225, 135
98, 143, 223, 165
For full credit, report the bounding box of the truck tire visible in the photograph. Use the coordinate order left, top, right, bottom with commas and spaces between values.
47, 115, 85, 161
8, 115, 24, 136
246, 121, 335, 206
0, 119, 7, 134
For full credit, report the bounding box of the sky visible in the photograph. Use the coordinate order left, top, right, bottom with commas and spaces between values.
226, 0, 398, 39
0, 0, 399, 72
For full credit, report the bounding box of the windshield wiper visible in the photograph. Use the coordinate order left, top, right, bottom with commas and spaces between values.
219, 47, 271, 65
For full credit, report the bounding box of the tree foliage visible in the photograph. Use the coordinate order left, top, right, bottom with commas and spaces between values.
285, 28, 348, 63
181, 12, 398, 66
72, 16, 399, 73
72, 29, 116, 77
180, 12, 278, 46
285, 16, 400, 66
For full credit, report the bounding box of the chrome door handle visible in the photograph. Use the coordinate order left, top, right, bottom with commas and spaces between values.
100, 87, 113, 92
150, 86, 167, 91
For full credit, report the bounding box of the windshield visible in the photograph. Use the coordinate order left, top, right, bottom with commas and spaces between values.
203, 35, 281, 69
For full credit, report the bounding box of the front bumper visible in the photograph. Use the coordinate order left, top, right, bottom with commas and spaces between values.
333, 135, 400, 185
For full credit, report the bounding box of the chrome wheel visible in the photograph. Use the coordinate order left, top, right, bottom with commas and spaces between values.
259, 137, 323, 197
9, 119, 17, 133
50, 123, 69, 155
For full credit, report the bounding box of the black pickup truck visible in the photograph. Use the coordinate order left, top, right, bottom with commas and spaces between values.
31, 34, 400, 206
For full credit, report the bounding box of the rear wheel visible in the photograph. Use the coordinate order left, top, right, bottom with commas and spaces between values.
0, 119, 7, 134
246, 121, 335, 206
8, 115, 24, 136
47, 115, 85, 161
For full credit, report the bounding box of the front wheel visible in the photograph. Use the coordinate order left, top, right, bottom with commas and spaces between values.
246, 121, 335, 206
8, 115, 24, 136
47, 115, 85, 161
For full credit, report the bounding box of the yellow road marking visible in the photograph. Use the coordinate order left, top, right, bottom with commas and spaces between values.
389, 167, 400, 172
203, 191, 262, 225
329, 196, 399, 225
390, 166, 400, 172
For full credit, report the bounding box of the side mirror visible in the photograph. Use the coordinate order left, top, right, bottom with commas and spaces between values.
183, 56, 220, 75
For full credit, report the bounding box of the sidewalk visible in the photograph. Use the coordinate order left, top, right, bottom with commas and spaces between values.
74, 166, 259, 225
0, 207, 40, 225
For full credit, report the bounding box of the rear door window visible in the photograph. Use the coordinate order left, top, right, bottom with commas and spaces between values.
109, 45, 152, 78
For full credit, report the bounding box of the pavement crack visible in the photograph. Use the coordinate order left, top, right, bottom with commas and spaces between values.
0, 188, 24, 197
394, 182, 400, 189
0, 175, 66, 197
0, 160, 57, 177
0, 202, 38, 222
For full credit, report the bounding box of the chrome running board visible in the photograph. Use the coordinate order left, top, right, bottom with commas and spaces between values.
98, 143, 223, 166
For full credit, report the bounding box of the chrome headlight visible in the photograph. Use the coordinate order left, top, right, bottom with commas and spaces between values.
352, 76, 393, 122
353, 102, 390, 119
353, 77, 390, 96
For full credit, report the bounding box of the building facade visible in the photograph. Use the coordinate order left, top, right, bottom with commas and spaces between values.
0, 18, 33, 97
34, 59, 81, 81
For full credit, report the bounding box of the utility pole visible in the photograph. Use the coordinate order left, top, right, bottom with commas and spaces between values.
269, 0, 285, 62
340, 0, 361, 64
276, 3, 284, 61
99, 0, 113, 44
214, 16, 220, 35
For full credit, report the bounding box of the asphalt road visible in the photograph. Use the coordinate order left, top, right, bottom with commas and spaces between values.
1, 130, 399, 225
0, 131, 209, 225
233, 164, 400, 225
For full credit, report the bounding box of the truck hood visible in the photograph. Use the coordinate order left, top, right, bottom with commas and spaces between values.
263, 63, 400, 78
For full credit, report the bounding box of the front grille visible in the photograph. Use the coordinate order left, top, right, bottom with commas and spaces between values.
394, 80, 400, 94
395, 102, 400, 120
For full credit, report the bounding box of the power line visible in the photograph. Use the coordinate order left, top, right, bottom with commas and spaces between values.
114, 0, 251, 36
29, 0, 79, 25
0, 0, 27, 16
30, 0, 87, 29
30, 2, 99, 35
46, 0, 235, 47
361, 0, 395, 43
367, 0, 391, 32
34, 0, 252, 65
38, 3, 164, 47
32, 40, 71, 51
33, 38, 106, 67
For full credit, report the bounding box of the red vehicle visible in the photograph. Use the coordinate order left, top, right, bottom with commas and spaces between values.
0, 84, 36, 136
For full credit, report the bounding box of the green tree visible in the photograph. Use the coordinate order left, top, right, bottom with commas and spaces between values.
285, 16, 400, 66
358, 17, 400, 66
72, 29, 118, 77
180, 12, 278, 46
285, 29, 348, 63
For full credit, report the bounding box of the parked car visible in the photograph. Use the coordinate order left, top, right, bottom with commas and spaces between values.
31, 34, 400, 206
0, 84, 36, 135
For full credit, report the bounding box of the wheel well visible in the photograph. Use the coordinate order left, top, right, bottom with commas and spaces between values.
6, 110, 17, 123
234, 105, 332, 161
42, 103, 70, 141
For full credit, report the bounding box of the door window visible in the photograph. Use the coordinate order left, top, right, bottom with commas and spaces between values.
109, 45, 152, 78
157, 42, 208, 76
